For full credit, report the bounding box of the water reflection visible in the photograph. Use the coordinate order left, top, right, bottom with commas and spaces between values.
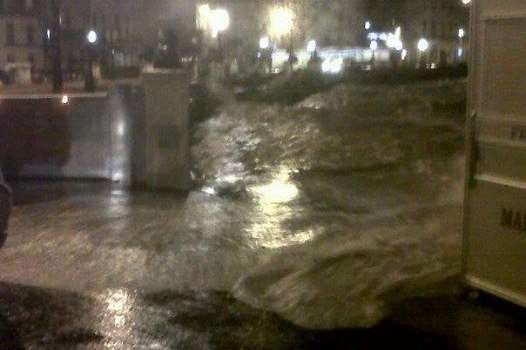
248, 166, 312, 249
98, 289, 138, 348
251, 168, 299, 204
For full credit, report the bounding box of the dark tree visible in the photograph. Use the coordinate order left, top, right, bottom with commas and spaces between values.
50, 0, 63, 92
154, 29, 182, 69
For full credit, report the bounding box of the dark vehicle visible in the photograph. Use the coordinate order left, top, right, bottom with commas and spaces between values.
0, 169, 11, 248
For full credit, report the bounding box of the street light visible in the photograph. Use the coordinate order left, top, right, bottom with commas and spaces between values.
370, 40, 378, 51
269, 6, 295, 70
461, 0, 471, 5
417, 38, 429, 52
307, 40, 317, 54
365, 21, 371, 30
458, 28, 466, 61
209, 8, 230, 38
269, 7, 294, 38
386, 27, 403, 51
417, 38, 429, 69
85, 29, 98, 92
207, 8, 230, 78
260, 36, 270, 50
87, 30, 98, 44
197, 4, 211, 31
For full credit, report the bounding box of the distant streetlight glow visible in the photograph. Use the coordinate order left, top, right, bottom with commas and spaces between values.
401, 49, 408, 60
269, 6, 294, 38
365, 21, 371, 30
386, 27, 403, 50
458, 28, 465, 38
87, 30, 98, 44
260, 36, 270, 50
307, 40, 317, 53
46, 29, 51, 40
417, 38, 429, 52
370, 40, 378, 51
197, 4, 211, 30
462, 0, 471, 5
61, 95, 69, 104
209, 8, 230, 37
321, 57, 343, 74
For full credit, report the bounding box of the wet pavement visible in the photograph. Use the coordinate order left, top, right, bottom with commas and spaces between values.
1, 80, 526, 348
1, 260, 526, 349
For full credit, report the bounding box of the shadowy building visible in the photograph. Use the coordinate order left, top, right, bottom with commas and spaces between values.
0, 0, 44, 83
43, 0, 196, 79
365, 0, 469, 67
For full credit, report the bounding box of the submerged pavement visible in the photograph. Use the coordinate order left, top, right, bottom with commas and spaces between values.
1, 182, 526, 349
1, 80, 525, 348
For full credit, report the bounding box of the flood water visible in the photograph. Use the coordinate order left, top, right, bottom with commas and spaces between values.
195, 79, 466, 328
0, 79, 467, 347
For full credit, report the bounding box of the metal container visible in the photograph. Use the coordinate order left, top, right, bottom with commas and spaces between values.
139, 70, 192, 191
463, 0, 526, 307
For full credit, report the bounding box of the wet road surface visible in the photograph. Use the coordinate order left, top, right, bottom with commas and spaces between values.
1, 259, 526, 349
1, 80, 526, 348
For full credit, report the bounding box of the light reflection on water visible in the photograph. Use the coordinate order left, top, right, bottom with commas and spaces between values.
98, 289, 138, 348
248, 166, 313, 249
251, 168, 299, 204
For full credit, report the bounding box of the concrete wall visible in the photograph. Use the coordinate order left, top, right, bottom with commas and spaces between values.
15, 94, 115, 179
14, 89, 147, 182
3, 72, 191, 189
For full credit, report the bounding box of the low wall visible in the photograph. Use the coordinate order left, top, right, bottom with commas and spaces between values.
0, 93, 119, 180
1, 72, 190, 188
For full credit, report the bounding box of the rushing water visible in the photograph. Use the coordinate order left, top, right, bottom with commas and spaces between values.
194, 80, 466, 329
1, 80, 467, 339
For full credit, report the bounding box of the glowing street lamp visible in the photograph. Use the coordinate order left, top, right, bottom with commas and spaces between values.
209, 8, 230, 38
417, 38, 429, 52
269, 6, 295, 70
417, 38, 430, 69
197, 4, 211, 31
365, 21, 371, 30
260, 36, 270, 50
461, 0, 471, 5
458, 28, 466, 61
87, 29, 98, 44
85, 29, 98, 92
370, 40, 378, 51
386, 27, 403, 51
306, 40, 317, 54
269, 7, 294, 39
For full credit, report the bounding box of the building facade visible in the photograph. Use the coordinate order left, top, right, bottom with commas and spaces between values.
0, 0, 44, 76
51, 0, 196, 76
402, 0, 469, 66
365, 0, 469, 66
199, 0, 366, 52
